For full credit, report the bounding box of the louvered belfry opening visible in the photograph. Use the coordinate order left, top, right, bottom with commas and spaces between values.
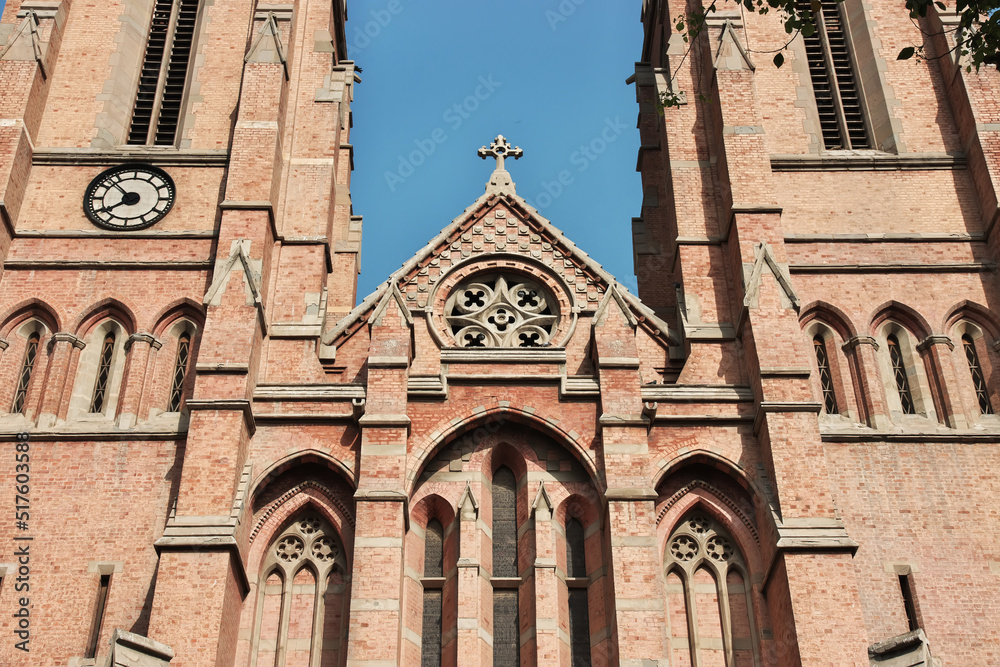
127, 0, 200, 146
798, 0, 870, 150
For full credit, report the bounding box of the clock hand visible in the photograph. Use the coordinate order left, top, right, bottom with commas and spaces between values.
112, 182, 130, 196
95, 199, 130, 213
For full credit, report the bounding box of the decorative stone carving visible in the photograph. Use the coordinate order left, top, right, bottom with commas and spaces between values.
444, 274, 558, 348
108, 629, 174, 667
276, 535, 304, 561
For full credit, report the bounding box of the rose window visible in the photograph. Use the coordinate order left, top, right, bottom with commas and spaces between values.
445, 274, 558, 347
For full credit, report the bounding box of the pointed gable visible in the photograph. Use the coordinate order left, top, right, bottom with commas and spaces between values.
323, 138, 679, 356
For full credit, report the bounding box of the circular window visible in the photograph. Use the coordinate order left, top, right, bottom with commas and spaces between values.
444, 274, 559, 348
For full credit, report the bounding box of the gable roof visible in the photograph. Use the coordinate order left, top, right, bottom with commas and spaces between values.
323, 160, 678, 349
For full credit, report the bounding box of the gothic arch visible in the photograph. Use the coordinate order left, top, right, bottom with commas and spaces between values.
251, 449, 357, 497
943, 300, 1000, 340
74, 298, 138, 337
798, 300, 858, 340
150, 298, 206, 336
0, 298, 61, 337
869, 300, 933, 340
652, 450, 760, 499
406, 404, 600, 496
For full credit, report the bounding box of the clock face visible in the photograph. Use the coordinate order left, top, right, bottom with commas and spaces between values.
84, 164, 175, 230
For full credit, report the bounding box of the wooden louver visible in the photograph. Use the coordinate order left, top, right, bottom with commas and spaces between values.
799, 0, 870, 150
127, 0, 200, 146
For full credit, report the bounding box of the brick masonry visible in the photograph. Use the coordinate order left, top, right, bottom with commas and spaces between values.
0, 0, 997, 665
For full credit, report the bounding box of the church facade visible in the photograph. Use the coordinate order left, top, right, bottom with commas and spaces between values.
0, 0, 998, 665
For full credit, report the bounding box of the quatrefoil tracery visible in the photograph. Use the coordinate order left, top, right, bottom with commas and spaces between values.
445, 274, 558, 348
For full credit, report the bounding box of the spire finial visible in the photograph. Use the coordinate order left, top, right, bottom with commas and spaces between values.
478, 135, 523, 195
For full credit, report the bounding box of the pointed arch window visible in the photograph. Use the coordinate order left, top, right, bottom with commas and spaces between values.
251, 514, 349, 667
962, 334, 994, 415
421, 519, 444, 667
127, 0, 201, 145
90, 332, 117, 414
813, 335, 839, 414
664, 513, 760, 666
492, 466, 520, 666
11, 332, 40, 414
565, 517, 591, 667
168, 331, 191, 412
886, 334, 915, 414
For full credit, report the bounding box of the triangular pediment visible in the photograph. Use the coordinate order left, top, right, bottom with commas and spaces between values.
323, 170, 677, 352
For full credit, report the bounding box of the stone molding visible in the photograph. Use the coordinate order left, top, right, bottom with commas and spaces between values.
31, 148, 229, 166
125, 332, 162, 351
916, 334, 954, 352
771, 152, 964, 171
440, 348, 567, 363
253, 383, 365, 400
842, 335, 880, 352
791, 262, 995, 273
642, 384, 754, 403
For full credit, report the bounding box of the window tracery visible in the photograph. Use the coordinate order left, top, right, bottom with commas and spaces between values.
664, 513, 759, 666
251, 513, 348, 667
962, 334, 994, 415
11, 332, 39, 415
445, 274, 557, 348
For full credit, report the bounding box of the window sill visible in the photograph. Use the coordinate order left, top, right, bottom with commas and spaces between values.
32, 148, 229, 167
770, 152, 965, 172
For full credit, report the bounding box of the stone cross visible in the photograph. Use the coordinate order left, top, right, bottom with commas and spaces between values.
478, 135, 523, 172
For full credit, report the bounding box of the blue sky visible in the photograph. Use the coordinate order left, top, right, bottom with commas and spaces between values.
347, 0, 644, 300
0, 0, 644, 300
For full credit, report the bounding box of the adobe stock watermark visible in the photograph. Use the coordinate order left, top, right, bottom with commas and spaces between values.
383, 75, 502, 192
546, 0, 588, 30
523, 116, 628, 211
349, 0, 411, 53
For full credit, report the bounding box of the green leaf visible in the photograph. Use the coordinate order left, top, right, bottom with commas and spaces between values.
773, 52, 785, 68
935, 1, 946, 9
801, 21, 815, 37
897, 46, 916, 60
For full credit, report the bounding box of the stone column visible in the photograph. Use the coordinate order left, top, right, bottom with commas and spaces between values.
36, 332, 84, 427
842, 336, 890, 429
917, 335, 970, 429
117, 332, 161, 428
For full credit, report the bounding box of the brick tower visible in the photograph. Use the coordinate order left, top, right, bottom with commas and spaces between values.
0, 0, 997, 665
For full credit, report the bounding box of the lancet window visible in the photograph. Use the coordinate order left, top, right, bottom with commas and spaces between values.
962, 334, 994, 415
421, 519, 445, 667
251, 514, 349, 667
492, 466, 521, 665
664, 513, 759, 666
